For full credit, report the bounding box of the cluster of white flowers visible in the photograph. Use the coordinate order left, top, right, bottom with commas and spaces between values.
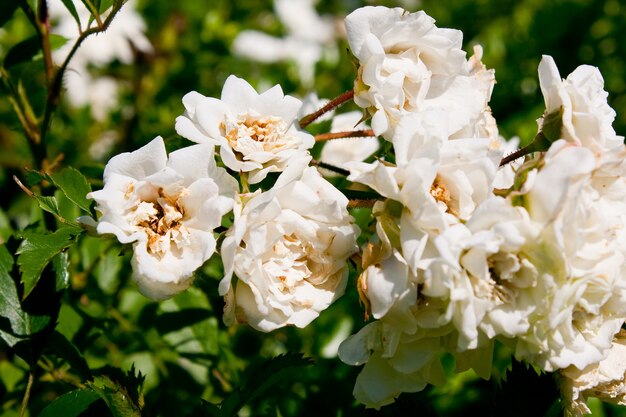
88, 76, 359, 331
85, 4, 626, 414
334, 6, 626, 413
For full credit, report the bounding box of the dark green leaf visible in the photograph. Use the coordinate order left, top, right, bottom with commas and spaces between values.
217, 353, 314, 417
59, 0, 82, 29
3, 35, 41, 68
492, 358, 559, 417
48, 167, 93, 213
0, 244, 50, 345
0, 1, 19, 28
0, 244, 27, 346
155, 308, 211, 335
16, 226, 83, 299
37, 389, 100, 417
52, 252, 70, 291
88, 367, 144, 417
48, 331, 92, 380
24, 169, 47, 187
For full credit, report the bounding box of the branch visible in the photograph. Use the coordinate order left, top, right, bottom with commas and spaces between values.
310, 159, 350, 177
299, 90, 355, 129
315, 129, 375, 142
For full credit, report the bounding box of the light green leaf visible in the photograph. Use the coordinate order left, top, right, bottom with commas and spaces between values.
16, 226, 83, 299
35, 195, 62, 218
48, 167, 93, 213
37, 389, 100, 417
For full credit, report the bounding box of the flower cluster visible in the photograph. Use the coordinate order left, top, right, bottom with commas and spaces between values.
334, 7, 626, 413
86, 4, 626, 415
88, 75, 359, 331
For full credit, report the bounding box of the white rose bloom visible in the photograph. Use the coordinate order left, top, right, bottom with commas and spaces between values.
348, 112, 501, 235
511, 140, 626, 371
561, 330, 626, 417
88, 137, 238, 300
219, 164, 359, 331
345, 6, 495, 140
176, 75, 315, 184
538, 55, 624, 154
319, 111, 379, 173
49, 0, 152, 119
338, 320, 448, 409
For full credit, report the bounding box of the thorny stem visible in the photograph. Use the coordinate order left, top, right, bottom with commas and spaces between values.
19, 372, 34, 417
299, 90, 355, 129
310, 159, 350, 177
315, 129, 375, 142
499, 141, 542, 167
38, 0, 55, 86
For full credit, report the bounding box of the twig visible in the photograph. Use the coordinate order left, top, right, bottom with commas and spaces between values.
19, 372, 35, 417
299, 90, 355, 129
315, 129, 375, 142
310, 159, 350, 177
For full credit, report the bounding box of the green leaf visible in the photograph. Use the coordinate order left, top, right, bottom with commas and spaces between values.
0, 244, 50, 346
48, 167, 93, 213
0, 1, 19, 28
52, 252, 70, 291
34, 195, 62, 218
3, 35, 41, 68
88, 367, 144, 417
3, 34, 68, 68
48, 34, 69, 52
59, 0, 82, 30
99, 0, 115, 13
155, 308, 212, 334
48, 331, 92, 380
37, 389, 100, 417
16, 226, 83, 299
216, 353, 314, 417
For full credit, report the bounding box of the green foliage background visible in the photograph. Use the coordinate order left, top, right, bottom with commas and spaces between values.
0, 0, 625, 416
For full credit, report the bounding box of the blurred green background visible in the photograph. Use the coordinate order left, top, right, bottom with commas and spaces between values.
1, 0, 625, 416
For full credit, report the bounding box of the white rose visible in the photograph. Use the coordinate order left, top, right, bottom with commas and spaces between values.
561, 330, 626, 416
220, 165, 359, 331
345, 6, 494, 139
511, 140, 626, 371
176, 75, 315, 184
538, 55, 624, 154
89, 137, 237, 300
338, 320, 448, 408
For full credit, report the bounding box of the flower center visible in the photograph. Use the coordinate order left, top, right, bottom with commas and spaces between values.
130, 187, 190, 256
430, 176, 451, 207
268, 234, 312, 292
223, 115, 288, 153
